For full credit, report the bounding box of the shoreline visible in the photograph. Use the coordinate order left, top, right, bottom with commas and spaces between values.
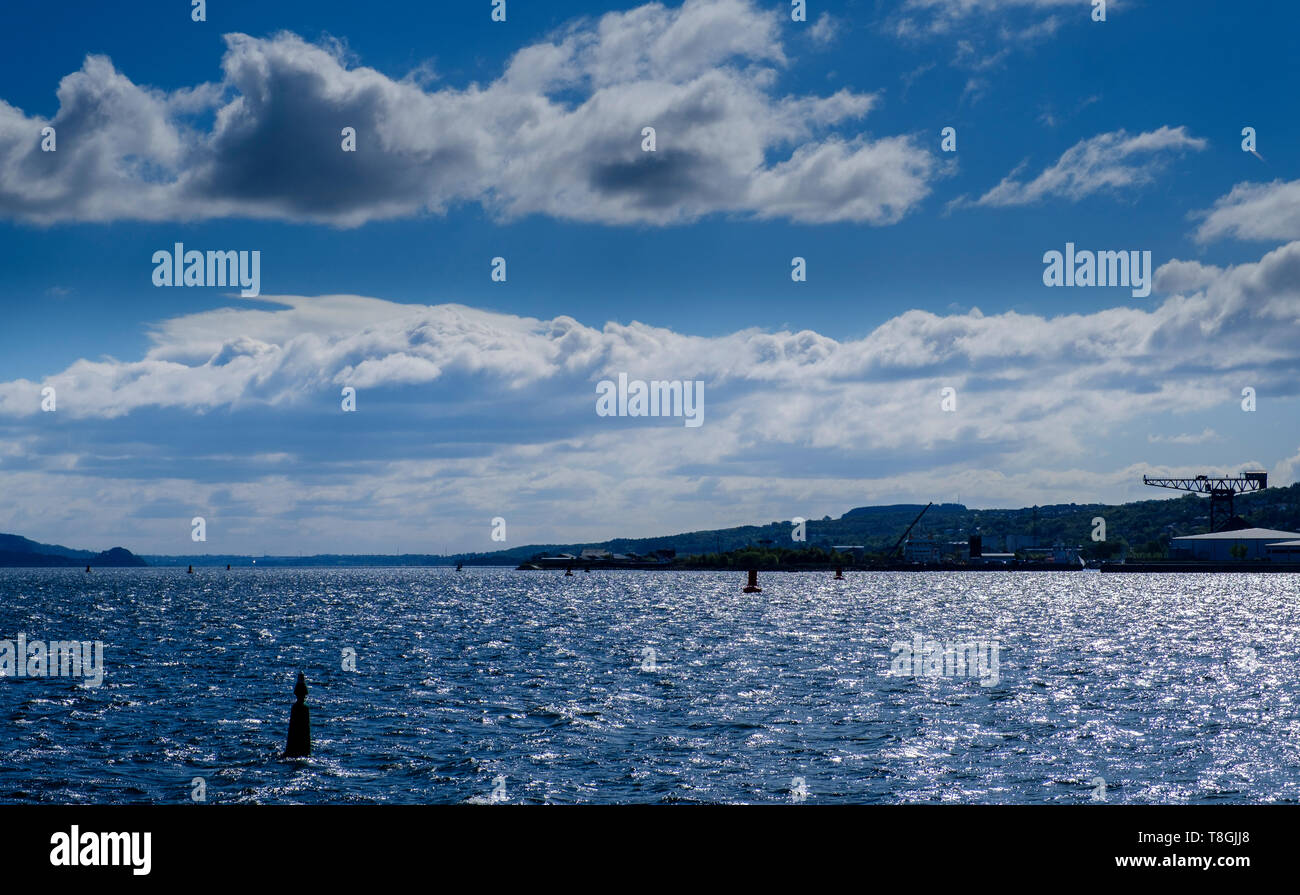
7, 561, 1298, 573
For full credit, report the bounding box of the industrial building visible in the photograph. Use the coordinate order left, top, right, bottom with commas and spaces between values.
1005, 534, 1039, 552
1169, 528, 1300, 562
903, 535, 1016, 565
902, 538, 942, 563
1021, 544, 1082, 564
1264, 540, 1300, 563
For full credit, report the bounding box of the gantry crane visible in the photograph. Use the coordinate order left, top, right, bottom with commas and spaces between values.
1142, 471, 1267, 532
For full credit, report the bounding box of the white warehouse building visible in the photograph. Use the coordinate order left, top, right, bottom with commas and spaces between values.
1265, 540, 1300, 563
1169, 528, 1300, 561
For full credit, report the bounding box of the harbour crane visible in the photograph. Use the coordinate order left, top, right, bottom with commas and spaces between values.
887, 502, 933, 559
1142, 471, 1267, 532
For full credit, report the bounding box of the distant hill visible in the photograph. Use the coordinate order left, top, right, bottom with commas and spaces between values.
0, 533, 96, 559
0, 534, 147, 567
139, 482, 1300, 566
469, 484, 1300, 564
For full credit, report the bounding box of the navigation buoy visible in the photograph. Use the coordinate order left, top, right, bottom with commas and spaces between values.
84, 565, 91, 573
743, 569, 762, 593
283, 672, 311, 758
455, 563, 463, 571
564, 567, 574, 577
834, 567, 844, 580
187, 565, 194, 574
226, 564, 231, 570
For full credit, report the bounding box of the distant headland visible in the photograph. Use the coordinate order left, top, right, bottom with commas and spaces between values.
0, 534, 147, 568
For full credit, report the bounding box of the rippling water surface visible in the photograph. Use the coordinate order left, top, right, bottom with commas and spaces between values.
2, 567, 1298, 804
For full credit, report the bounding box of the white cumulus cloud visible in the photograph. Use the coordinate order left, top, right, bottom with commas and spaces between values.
0, 0, 937, 227
1193, 179, 1300, 244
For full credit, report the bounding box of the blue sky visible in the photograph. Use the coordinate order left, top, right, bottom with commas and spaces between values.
1, 0, 1297, 554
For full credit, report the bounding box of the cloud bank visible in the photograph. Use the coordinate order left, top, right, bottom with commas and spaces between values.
1, 237, 1296, 553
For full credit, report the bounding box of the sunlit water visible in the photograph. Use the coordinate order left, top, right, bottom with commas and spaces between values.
1, 567, 1298, 804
